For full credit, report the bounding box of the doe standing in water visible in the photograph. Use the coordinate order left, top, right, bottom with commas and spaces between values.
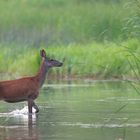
0, 49, 63, 114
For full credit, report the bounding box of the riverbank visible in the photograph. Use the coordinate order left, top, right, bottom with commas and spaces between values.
0, 39, 139, 80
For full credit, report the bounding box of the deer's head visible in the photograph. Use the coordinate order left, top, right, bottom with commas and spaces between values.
40, 49, 63, 68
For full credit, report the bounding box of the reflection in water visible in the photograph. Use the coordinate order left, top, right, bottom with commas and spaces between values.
0, 107, 38, 140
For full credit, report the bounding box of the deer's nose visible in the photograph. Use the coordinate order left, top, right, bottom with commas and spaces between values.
59, 62, 63, 67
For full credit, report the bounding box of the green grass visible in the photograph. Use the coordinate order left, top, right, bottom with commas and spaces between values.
0, 39, 139, 79
0, 0, 140, 79
0, 0, 133, 45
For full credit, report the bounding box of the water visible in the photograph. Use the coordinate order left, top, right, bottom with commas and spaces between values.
0, 81, 140, 140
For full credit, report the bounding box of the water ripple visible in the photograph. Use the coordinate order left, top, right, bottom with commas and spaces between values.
59, 122, 140, 128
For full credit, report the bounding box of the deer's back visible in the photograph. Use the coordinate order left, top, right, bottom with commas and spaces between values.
0, 76, 39, 102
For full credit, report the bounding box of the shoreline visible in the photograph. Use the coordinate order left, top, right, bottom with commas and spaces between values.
0, 72, 138, 82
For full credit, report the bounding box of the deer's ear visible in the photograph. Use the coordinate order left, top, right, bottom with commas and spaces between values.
40, 49, 46, 58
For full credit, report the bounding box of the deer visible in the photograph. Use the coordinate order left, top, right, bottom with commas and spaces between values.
0, 49, 63, 114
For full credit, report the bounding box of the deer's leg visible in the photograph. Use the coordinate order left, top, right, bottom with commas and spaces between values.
28, 99, 33, 114
32, 101, 39, 113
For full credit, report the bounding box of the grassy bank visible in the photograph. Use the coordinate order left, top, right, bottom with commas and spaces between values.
0, 39, 139, 80
0, 0, 140, 79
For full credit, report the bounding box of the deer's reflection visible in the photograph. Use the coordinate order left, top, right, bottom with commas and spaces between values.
28, 114, 38, 138
0, 114, 39, 140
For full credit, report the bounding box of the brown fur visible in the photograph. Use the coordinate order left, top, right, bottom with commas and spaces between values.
0, 49, 63, 114
0, 76, 39, 102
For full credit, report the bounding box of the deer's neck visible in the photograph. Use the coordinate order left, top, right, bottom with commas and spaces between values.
37, 58, 49, 88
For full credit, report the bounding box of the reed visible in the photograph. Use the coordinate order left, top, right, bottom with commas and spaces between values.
0, 39, 139, 79
0, 0, 139, 79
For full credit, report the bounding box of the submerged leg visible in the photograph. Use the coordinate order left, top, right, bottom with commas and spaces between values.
32, 101, 39, 113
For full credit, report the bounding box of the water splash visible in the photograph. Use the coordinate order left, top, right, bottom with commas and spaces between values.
10, 106, 36, 115
0, 106, 36, 119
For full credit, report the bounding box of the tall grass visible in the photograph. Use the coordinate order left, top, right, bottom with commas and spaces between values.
0, 0, 132, 45
122, 0, 140, 39
0, 45, 39, 77
0, 39, 139, 79
0, 0, 139, 79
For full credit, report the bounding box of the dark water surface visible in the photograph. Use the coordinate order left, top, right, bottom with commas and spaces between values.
0, 81, 140, 140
